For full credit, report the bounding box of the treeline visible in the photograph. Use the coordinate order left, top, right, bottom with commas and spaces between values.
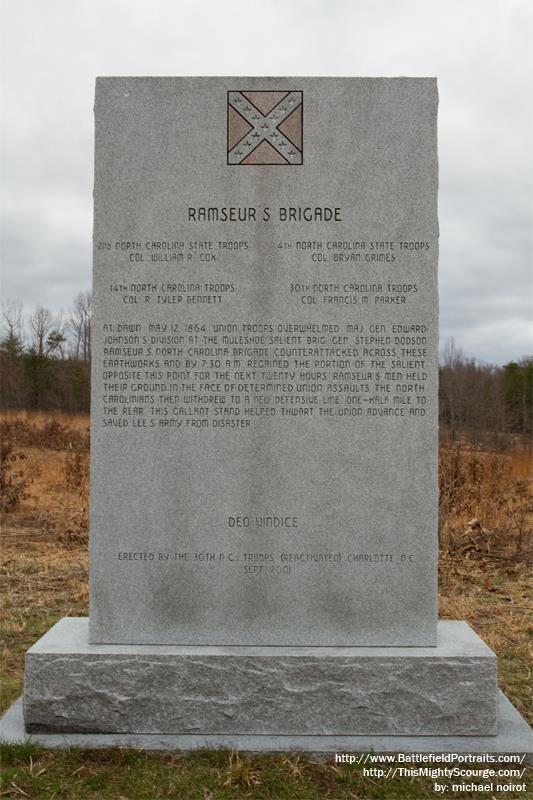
1, 299, 531, 444
1, 294, 91, 413
439, 341, 532, 446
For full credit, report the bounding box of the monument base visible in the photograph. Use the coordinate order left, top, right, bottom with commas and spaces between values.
20, 617, 503, 737
2, 693, 531, 758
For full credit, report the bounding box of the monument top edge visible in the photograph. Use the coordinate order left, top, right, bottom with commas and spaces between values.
95, 75, 438, 83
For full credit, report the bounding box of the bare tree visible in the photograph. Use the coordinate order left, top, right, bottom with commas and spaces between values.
68, 291, 91, 361
440, 338, 468, 440
1, 300, 25, 353
1, 301, 25, 408
28, 306, 55, 356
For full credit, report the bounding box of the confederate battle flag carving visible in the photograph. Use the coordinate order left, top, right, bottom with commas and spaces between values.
227, 90, 303, 165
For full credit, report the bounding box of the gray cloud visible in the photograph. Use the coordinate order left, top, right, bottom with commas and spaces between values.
1, 0, 531, 364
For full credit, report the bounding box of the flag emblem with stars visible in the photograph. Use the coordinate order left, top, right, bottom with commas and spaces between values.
227, 90, 303, 165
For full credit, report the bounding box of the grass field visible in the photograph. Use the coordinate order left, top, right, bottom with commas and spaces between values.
1, 412, 531, 799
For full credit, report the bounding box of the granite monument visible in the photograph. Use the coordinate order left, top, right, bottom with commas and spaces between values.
89, 77, 439, 647
1, 78, 530, 755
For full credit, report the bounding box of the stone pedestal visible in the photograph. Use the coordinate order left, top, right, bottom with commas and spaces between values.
24, 618, 497, 737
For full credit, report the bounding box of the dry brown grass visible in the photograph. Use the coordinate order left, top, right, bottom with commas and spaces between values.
439, 442, 532, 558
1, 411, 531, 726
1, 413, 89, 545
1, 409, 90, 433
221, 751, 262, 788
1, 413, 90, 708
438, 442, 532, 722
1, 529, 88, 702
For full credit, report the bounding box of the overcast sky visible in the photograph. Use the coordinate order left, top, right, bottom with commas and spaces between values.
1, 0, 531, 364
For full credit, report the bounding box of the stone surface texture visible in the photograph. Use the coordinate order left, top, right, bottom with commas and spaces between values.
24, 618, 497, 736
91, 77, 439, 647
6, 695, 533, 758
